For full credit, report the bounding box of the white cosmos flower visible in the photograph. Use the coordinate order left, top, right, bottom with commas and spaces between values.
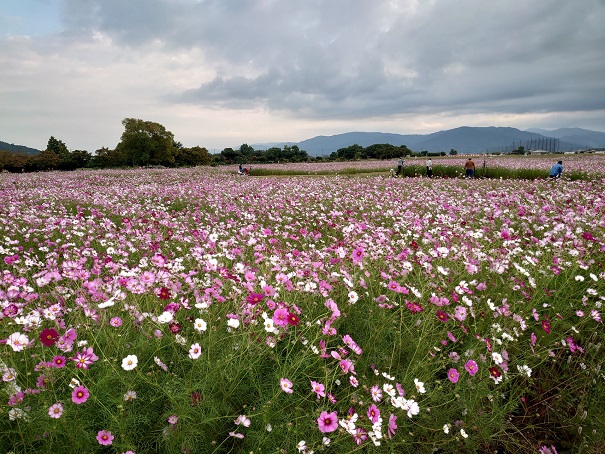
193, 318, 207, 332
121, 355, 138, 371
7, 332, 29, 352
517, 364, 532, 377
227, 318, 240, 329
403, 398, 420, 418
264, 318, 277, 333
492, 352, 504, 364
348, 291, 359, 304
189, 343, 202, 360
157, 311, 173, 323
414, 378, 426, 394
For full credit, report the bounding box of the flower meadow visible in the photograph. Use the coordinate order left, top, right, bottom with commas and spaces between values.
1, 166, 604, 453
247, 154, 605, 177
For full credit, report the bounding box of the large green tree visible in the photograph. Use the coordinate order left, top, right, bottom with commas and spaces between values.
175, 146, 211, 166
115, 118, 178, 167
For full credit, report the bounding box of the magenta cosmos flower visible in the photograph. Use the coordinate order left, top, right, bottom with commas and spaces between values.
367, 404, 380, 424
447, 368, 460, 383
72, 385, 90, 404
317, 411, 338, 433
53, 355, 67, 368
96, 430, 114, 445
246, 292, 265, 305
464, 360, 479, 376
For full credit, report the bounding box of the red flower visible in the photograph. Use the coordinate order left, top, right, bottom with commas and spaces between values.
287, 313, 300, 326
489, 366, 501, 378
39, 328, 59, 347
436, 310, 449, 322
541, 318, 551, 334
169, 322, 181, 334
158, 287, 171, 300
191, 391, 204, 406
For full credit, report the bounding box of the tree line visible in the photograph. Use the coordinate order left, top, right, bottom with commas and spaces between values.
0, 118, 433, 173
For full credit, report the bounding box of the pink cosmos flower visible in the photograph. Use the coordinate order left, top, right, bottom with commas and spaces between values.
387, 413, 397, 439
353, 427, 368, 445
110, 317, 123, 327
72, 385, 90, 404
370, 385, 382, 402
234, 415, 251, 427
342, 334, 362, 355
464, 360, 478, 376
72, 347, 99, 370
339, 359, 355, 375
272, 308, 289, 327
367, 403, 380, 424
280, 378, 293, 393
448, 368, 460, 383
52, 355, 66, 369
317, 411, 338, 433
454, 306, 467, 321
48, 402, 63, 419
167, 414, 179, 425
189, 343, 202, 360
351, 246, 364, 263
406, 301, 424, 314
96, 430, 114, 445
311, 380, 325, 399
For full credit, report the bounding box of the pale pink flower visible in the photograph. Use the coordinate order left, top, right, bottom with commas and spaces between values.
7, 332, 29, 352
48, 402, 63, 419
280, 378, 293, 393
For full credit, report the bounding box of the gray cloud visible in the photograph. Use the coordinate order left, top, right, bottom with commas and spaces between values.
1, 0, 604, 151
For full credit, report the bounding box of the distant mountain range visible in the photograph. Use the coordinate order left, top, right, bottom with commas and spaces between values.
251, 127, 605, 156
0, 140, 40, 155
3, 127, 604, 158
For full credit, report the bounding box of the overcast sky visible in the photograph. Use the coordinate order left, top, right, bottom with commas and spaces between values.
1, 0, 604, 152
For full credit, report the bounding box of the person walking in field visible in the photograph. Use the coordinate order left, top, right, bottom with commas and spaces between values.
426, 158, 433, 178
396, 157, 404, 176
549, 160, 563, 178
464, 158, 476, 178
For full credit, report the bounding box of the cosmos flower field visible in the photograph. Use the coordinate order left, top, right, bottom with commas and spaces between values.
1, 165, 604, 453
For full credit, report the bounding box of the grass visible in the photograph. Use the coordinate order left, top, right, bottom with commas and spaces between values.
246, 164, 596, 181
